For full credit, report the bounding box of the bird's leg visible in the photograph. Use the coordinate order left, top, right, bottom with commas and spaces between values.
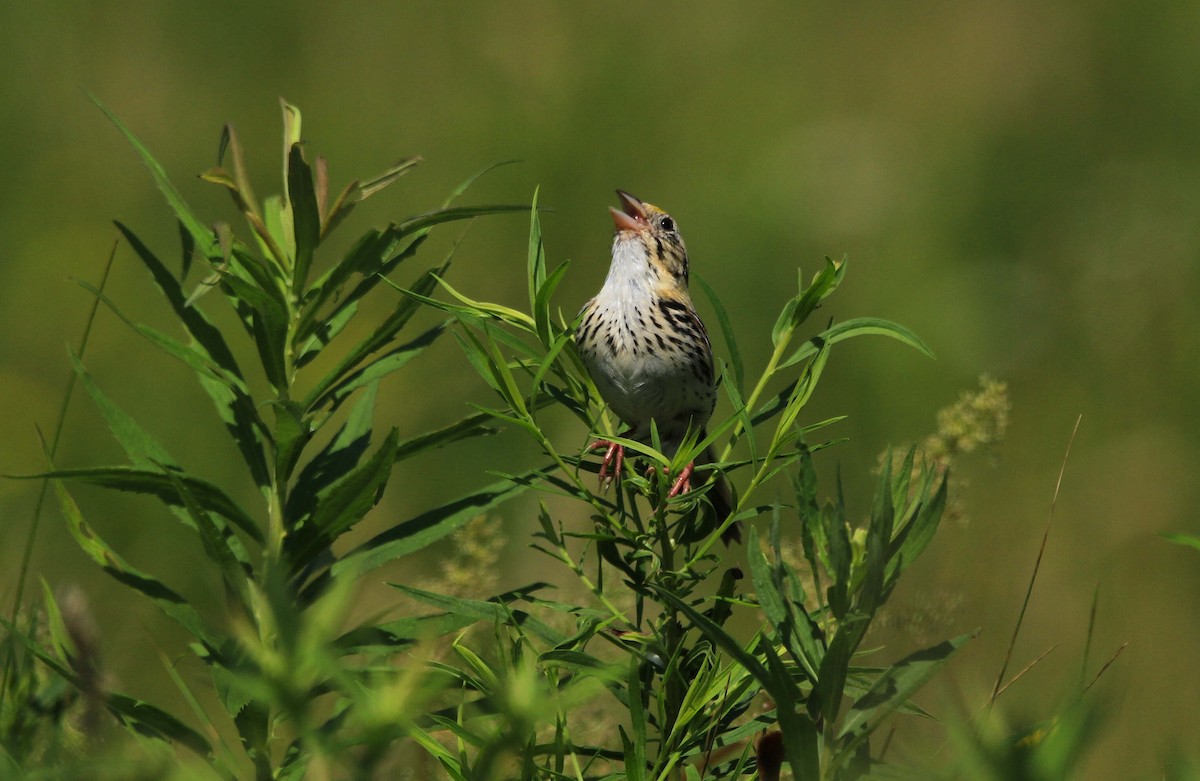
589, 439, 625, 491
667, 461, 696, 499
644, 460, 697, 507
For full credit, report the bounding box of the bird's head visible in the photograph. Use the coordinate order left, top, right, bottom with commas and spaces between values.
610, 190, 689, 285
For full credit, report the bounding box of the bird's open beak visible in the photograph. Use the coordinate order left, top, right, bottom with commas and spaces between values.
610, 190, 647, 232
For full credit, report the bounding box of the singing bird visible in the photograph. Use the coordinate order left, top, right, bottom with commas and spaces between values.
575, 191, 739, 544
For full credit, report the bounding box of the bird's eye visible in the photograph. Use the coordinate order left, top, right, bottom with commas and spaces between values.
660, 216, 675, 232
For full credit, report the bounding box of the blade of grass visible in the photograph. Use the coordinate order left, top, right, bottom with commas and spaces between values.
6, 238, 117, 652
989, 414, 1082, 707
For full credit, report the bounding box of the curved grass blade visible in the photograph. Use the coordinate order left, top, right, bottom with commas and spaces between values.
778, 317, 934, 371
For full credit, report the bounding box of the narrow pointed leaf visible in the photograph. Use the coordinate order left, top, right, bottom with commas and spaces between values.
390, 584, 564, 645
288, 380, 377, 523
112, 222, 243, 377
69, 349, 176, 469
302, 263, 445, 412
330, 466, 551, 582
51, 480, 219, 648
77, 277, 272, 489
286, 428, 400, 568
15, 466, 262, 544
779, 317, 934, 371
162, 468, 251, 610
321, 321, 447, 411
91, 94, 217, 257
288, 143, 320, 293
694, 270, 743, 394
392, 411, 497, 463
323, 157, 422, 239
836, 631, 977, 744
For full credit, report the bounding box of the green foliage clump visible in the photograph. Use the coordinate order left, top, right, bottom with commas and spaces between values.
0, 101, 1074, 780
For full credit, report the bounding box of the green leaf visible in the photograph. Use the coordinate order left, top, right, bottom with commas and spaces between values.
273, 399, 310, 483
399, 203, 530, 237
78, 277, 272, 489
815, 615, 864, 730
623, 656, 647, 781
288, 143, 321, 294
393, 411, 497, 463
860, 454, 896, 617
217, 270, 290, 390
302, 263, 445, 412
321, 321, 447, 411
836, 631, 977, 748
658, 586, 819, 778
215, 123, 262, 220
694, 271, 743, 394
390, 584, 564, 646
91, 94, 217, 258
287, 381, 377, 523
339, 583, 550, 650
299, 226, 393, 343
1161, 532, 1200, 553
112, 223, 247, 382
50, 479, 219, 649
161, 468, 252, 611
329, 466, 550, 583
885, 472, 948, 590
69, 348, 177, 470
323, 156, 422, 238
748, 526, 788, 633
295, 299, 359, 369
778, 317, 935, 371
15, 466, 262, 544
534, 261, 571, 351
286, 428, 400, 569
748, 524, 822, 680
525, 188, 553, 345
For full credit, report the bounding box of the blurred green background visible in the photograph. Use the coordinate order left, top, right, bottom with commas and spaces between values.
3, 1, 1199, 776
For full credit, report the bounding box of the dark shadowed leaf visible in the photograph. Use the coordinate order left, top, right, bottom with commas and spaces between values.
16, 466, 262, 544
286, 428, 400, 569
288, 143, 320, 293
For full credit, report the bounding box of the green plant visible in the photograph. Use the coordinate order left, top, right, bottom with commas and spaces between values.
2, 98, 986, 781
2, 99, 546, 779
399, 201, 974, 779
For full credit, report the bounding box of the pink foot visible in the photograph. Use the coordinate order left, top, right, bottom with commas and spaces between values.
590, 440, 625, 491
667, 461, 696, 499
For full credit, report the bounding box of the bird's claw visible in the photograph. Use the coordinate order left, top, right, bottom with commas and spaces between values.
590, 440, 625, 491
667, 462, 695, 499
644, 461, 696, 513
